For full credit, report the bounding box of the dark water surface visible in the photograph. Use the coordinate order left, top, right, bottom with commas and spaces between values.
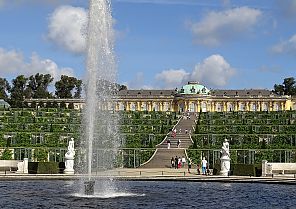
0, 180, 295, 209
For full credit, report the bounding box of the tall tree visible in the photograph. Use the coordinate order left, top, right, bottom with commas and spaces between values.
0, 78, 11, 101
9, 75, 28, 107
74, 79, 82, 99
274, 77, 296, 95
55, 75, 82, 99
27, 73, 54, 98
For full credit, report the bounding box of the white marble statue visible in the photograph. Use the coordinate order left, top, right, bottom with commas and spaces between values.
220, 138, 231, 176
16, 158, 28, 174
64, 138, 75, 174
221, 138, 230, 158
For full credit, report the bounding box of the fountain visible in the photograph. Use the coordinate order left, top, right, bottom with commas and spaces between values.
79, 0, 120, 195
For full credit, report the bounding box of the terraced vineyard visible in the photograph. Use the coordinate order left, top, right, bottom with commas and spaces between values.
188, 111, 296, 167
0, 108, 178, 167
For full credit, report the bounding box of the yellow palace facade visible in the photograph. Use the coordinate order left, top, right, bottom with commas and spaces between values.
25, 82, 296, 112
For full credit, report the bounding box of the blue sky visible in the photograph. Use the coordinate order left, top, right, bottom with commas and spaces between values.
0, 0, 295, 90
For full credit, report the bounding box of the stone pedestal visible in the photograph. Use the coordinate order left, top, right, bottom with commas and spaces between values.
64, 138, 75, 175
220, 156, 230, 176
24, 158, 28, 174
16, 158, 28, 174
262, 160, 267, 177
64, 156, 74, 174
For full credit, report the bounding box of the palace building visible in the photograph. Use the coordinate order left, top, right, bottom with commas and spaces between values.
24, 81, 296, 112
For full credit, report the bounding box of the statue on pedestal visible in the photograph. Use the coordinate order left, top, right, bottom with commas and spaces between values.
220, 138, 230, 176
64, 138, 75, 174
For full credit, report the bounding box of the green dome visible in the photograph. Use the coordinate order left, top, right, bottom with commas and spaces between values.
178, 82, 210, 95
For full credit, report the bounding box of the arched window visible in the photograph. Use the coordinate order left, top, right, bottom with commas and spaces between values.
153, 103, 159, 111
201, 102, 207, 112
119, 102, 124, 111
227, 103, 233, 112
141, 103, 147, 111
130, 103, 136, 111
163, 102, 169, 111
189, 103, 195, 112
274, 103, 279, 111
262, 103, 268, 111
252, 103, 257, 111
239, 103, 245, 111
216, 103, 222, 112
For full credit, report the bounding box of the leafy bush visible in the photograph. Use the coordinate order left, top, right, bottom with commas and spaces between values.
28, 162, 59, 174
0, 148, 12, 160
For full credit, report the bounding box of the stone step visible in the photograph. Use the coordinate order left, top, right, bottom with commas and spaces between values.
141, 149, 186, 168
140, 114, 198, 168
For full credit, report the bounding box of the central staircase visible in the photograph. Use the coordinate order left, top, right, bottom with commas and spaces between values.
141, 113, 197, 168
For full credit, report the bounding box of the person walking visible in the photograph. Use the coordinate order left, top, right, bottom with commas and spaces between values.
178, 157, 182, 169
174, 156, 178, 169
181, 156, 186, 168
201, 157, 207, 175
177, 139, 181, 148
171, 157, 175, 168
187, 158, 192, 173
197, 164, 201, 175
167, 139, 171, 149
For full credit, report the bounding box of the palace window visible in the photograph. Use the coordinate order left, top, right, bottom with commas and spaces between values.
274, 103, 280, 111
252, 103, 257, 111
201, 102, 207, 112
141, 103, 147, 111
153, 103, 159, 111
227, 103, 233, 111
262, 103, 268, 111
239, 103, 245, 111
119, 102, 124, 111
163, 102, 169, 111
130, 103, 136, 111
216, 103, 222, 112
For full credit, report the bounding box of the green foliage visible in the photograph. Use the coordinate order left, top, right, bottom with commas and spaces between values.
9, 75, 28, 108
231, 164, 261, 176
27, 73, 53, 99
0, 78, 11, 101
273, 77, 296, 95
55, 75, 82, 99
28, 162, 58, 174
33, 148, 48, 162
0, 148, 12, 160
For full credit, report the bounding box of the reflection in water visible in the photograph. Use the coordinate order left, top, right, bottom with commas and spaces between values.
72, 192, 145, 199
0, 180, 296, 209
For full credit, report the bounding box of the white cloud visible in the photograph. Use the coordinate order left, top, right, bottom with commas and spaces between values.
190, 7, 262, 46
153, 55, 235, 89
155, 69, 189, 89
271, 34, 296, 55
0, 48, 74, 81
47, 5, 87, 54
192, 54, 235, 87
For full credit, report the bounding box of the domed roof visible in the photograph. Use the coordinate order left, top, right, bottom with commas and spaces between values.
178, 81, 210, 95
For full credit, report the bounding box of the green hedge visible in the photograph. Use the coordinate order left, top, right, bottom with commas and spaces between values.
231, 163, 262, 176
28, 162, 59, 174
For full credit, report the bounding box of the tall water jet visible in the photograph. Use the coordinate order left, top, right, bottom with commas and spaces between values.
79, 0, 120, 195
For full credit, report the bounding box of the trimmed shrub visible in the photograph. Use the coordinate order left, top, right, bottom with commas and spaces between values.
231, 163, 261, 176
28, 162, 59, 174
